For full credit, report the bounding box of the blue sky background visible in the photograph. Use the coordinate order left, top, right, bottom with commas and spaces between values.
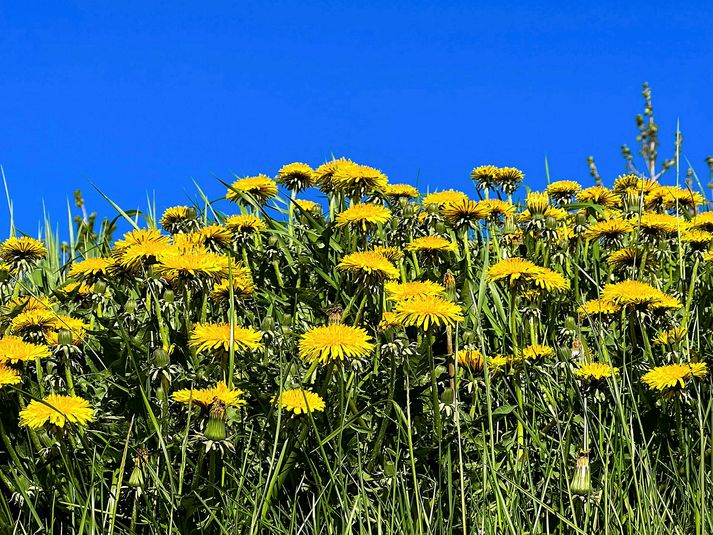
1, 1, 712, 235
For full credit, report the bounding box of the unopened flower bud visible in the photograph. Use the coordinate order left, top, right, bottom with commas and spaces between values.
564, 316, 577, 332
434, 222, 446, 234
93, 281, 107, 294
570, 450, 592, 496
57, 329, 74, 347
261, 316, 275, 331
163, 289, 175, 303
153, 348, 170, 367
443, 270, 456, 291
124, 299, 138, 314
205, 399, 227, 441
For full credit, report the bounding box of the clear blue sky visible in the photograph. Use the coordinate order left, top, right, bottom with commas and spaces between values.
1, 1, 712, 235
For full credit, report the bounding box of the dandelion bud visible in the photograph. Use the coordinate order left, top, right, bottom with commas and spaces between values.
153, 348, 170, 368
57, 329, 74, 347
326, 305, 343, 325
443, 270, 456, 291
128, 465, 145, 489
124, 299, 138, 314
434, 221, 446, 234
440, 387, 455, 405
128, 448, 148, 489
545, 216, 558, 230
93, 281, 107, 295
268, 235, 279, 247
403, 204, 415, 217
564, 316, 577, 332
163, 289, 175, 303
570, 450, 592, 496
261, 316, 275, 331
205, 399, 227, 442
575, 212, 587, 226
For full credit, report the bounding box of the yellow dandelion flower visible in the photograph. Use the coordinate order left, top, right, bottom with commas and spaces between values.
0, 336, 52, 363
0, 364, 21, 387
606, 247, 646, 270
487, 355, 511, 373
647, 185, 704, 210
635, 213, 687, 236
225, 214, 267, 235
385, 280, 446, 301
114, 228, 170, 253
299, 324, 374, 364
171, 232, 209, 253
681, 229, 713, 246
331, 162, 388, 196
335, 203, 392, 231
172, 381, 246, 409
457, 348, 484, 372
531, 268, 569, 293
576, 362, 618, 381
274, 389, 326, 415
190, 323, 263, 354
487, 257, 541, 285
442, 199, 490, 228
378, 311, 402, 330
210, 273, 255, 302
479, 199, 516, 220
116, 240, 173, 272
338, 251, 399, 282
405, 235, 458, 253
57, 282, 93, 299
655, 326, 687, 346
577, 298, 621, 317
314, 158, 354, 193
612, 174, 656, 195
160, 206, 195, 231
547, 180, 582, 199
642, 363, 708, 392
690, 212, 713, 232
68, 257, 113, 282
0, 236, 47, 270
155, 249, 227, 284
496, 167, 525, 193
520, 344, 556, 361
525, 192, 550, 215
19, 394, 94, 430
518, 205, 568, 224
422, 190, 469, 207
650, 294, 683, 311
10, 309, 59, 336
393, 295, 464, 330
584, 219, 634, 241
577, 186, 620, 207
196, 225, 233, 250
370, 245, 403, 262
600, 280, 679, 310
470, 165, 500, 190
9, 295, 54, 312
293, 199, 322, 213
276, 162, 316, 192
384, 183, 419, 199
226, 175, 278, 204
